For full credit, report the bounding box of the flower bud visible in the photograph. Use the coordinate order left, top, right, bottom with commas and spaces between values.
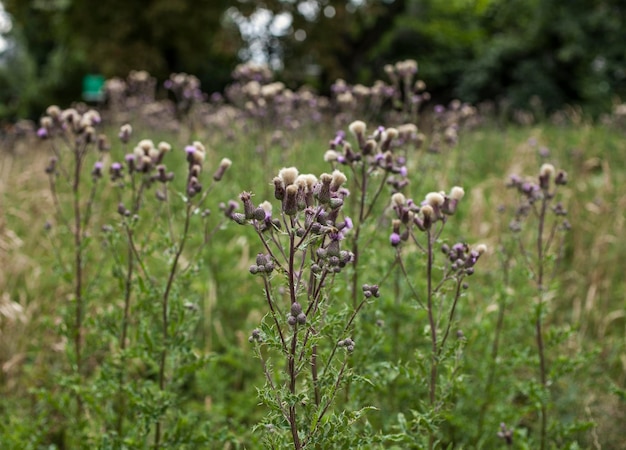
213, 158, 232, 181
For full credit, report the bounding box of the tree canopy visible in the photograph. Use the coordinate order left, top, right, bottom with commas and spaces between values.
2, 0, 626, 120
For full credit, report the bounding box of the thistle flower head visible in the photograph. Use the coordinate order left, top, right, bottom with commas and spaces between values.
158, 141, 171, 154
324, 150, 340, 162
138, 139, 155, 154
46, 105, 61, 119
119, 124, 132, 143
391, 192, 406, 207
283, 184, 299, 215
348, 120, 366, 138
213, 158, 232, 181
425, 192, 445, 207
475, 244, 488, 255
296, 174, 318, 192
330, 170, 347, 191
450, 186, 465, 200
278, 167, 299, 186
540, 163, 555, 178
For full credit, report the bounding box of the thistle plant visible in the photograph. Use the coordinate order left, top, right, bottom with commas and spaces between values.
38, 103, 232, 447
105, 137, 231, 448
324, 120, 417, 307
383, 59, 429, 123
505, 163, 571, 449
230, 167, 378, 448
38, 105, 107, 423
388, 186, 486, 448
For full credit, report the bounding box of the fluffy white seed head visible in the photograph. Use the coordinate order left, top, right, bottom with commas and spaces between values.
296, 174, 318, 191
348, 120, 366, 137
331, 170, 347, 188
540, 163, 555, 178
192, 141, 206, 153
421, 204, 434, 218
279, 167, 299, 186
425, 192, 445, 207
158, 141, 172, 153
391, 192, 406, 207
385, 127, 399, 141
324, 150, 339, 162
475, 244, 488, 255
450, 186, 465, 201
137, 139, 154, 154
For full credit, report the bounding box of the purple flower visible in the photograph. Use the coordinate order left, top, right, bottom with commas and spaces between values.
390, 232, 401, 246
37, 127, 48, 139
329, 231, 343, 241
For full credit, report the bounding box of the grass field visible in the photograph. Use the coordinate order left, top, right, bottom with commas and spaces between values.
1, 87, 625, 449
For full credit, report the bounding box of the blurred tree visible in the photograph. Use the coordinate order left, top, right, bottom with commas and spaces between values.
3, 0, 626, 120
456, 0, 626, 114
234, 0, 409, 89
1, 0, 241, 118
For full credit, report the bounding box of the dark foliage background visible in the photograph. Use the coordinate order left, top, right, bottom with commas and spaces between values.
1, 0, 625, 120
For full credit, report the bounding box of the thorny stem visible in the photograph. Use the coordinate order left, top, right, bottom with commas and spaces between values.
536, 193, 549, 450
116, 222, 135, 436
426, 229, 438, 450
350, 164, 388, 307
72, 141, 87, 415
288, 225, 298, 306
438, 278, 464, 355
263, 277, 287, 352
288, 324, 302, 450
350, 163, 368, 308
154, 202, 193, 449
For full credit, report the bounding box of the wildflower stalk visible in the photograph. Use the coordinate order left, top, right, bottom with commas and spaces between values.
426, 230, 438, 406
506, 164, 569, 449
535, 192, 549, 450
390, 187, 484, 447
154, 201, 193, 448
72, 140, 87, 413
115, 221, 136, 437
238, 166, 368, 448
41, 109, 103, 419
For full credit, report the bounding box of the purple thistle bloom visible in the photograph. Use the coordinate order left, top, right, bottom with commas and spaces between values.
329, 231, 343, 241
390, 232, 401, 246
111, 162, 122, 171
37, 127, 48, 139
185, 145, 195, 155
399, 166, 408, 177
344, 217, 353, 230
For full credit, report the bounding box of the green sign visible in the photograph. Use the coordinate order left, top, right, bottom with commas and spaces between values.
82, 74, 105, 102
